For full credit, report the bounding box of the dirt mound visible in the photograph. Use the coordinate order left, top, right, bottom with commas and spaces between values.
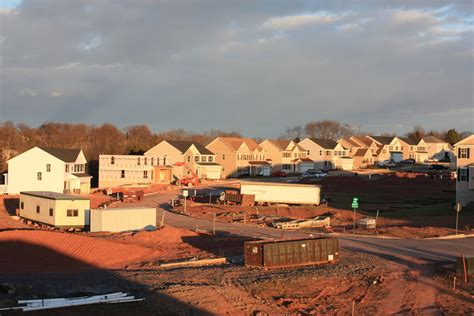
0, 230, 155, 274
119, 226, 200, 247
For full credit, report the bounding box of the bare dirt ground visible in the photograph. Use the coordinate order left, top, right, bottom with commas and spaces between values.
176, 174, 474, 238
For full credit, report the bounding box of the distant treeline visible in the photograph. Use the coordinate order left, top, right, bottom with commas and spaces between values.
0, 120, 470, 172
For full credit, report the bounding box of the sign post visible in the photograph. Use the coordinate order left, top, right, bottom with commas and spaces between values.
183, 190, 189, 214
455, 202, 461, 235
352, 197, 359, 233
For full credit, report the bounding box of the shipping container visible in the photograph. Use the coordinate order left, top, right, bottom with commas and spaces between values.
240, 181, 321, 205
245, 237, 339, 268
90, 207, 156, 232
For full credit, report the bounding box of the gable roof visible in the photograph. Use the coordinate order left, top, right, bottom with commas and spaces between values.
339, 138, 361, 148
351, 136, 373, 147
39, 147, 82, 163
269, 139, 292, 150
399, 137, 418, 145
368, 136, 394, 145
454, 134, 474, 146
166, 140, 214, 155
354, 148, 369, 157
218, 137, 262, 151
422, 135, 446, 144
308, 138, 338, 149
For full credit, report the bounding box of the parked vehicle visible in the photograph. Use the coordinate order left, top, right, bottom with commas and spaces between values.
240, 181, 321, 205
400, 158, 416, 164
379, 160, 396, 167
429, 164, 449, 170
302, 169, 327, 178
271, 171, 288, 177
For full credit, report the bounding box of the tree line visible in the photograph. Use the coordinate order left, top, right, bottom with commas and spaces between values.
0, 120, 470, 173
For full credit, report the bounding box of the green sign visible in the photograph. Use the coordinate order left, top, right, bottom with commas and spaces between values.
352, 197, 359, 208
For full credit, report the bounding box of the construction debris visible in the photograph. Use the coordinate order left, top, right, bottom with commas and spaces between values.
273, 216, 330, 230
0, 292, 143, 312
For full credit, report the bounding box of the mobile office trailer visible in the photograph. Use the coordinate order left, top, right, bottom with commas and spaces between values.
245, 237, 339, 269
19, 191, 90, 228
90, 207, 156, 232
240, 181, 321, 205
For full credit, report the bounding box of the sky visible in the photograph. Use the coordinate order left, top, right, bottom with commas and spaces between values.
0, 0, 472, 137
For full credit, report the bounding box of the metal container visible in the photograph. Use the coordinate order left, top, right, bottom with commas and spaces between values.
245, 237, 339, 268
90, 207, 156, 232
240, 182, 321, 205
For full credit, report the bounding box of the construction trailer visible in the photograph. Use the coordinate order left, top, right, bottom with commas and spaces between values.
19, 191, 90, 228
245, 237, 339, 269
358, 217, 376, 229
89, 207, 156, 232
240, 181, 321, 205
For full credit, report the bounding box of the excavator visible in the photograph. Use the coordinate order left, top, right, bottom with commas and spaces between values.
173, 162, 200, 187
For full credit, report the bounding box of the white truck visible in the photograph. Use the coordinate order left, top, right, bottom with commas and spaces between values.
240, 181, 321, 205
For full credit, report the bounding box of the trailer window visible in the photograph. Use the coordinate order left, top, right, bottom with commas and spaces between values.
252, 247, 258, 253
67, 209, 78, 217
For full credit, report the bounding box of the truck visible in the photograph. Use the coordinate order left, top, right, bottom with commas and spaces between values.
240, 181, 321, 205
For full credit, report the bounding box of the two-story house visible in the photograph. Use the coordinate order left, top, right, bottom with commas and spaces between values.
259, 139, 313, 174
298, 138, 351, 170
206, 137, 269, 178
454, 134, 474, 206
98, 155, 172, 188
418, 136, 454, 162
2, 147, 91, 195
145, 140, 222, 181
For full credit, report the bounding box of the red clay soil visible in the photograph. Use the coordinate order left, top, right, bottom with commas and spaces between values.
0, 230, 156, 275
0, 195, 27, 230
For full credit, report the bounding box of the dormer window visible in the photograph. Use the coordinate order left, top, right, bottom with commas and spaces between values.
111, 156, 115, 165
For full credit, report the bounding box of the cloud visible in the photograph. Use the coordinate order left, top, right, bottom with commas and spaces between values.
262, 11, 344, 30
1, 1, 473, 136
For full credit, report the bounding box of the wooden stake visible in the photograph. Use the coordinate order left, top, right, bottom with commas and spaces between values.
453, 276, 456, 291
462, 254, 468, 283
352, 300, 355, 316
160, 211, 166, 227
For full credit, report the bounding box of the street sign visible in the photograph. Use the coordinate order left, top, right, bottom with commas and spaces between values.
183, 190, 189, 197
352, 197, 359, 209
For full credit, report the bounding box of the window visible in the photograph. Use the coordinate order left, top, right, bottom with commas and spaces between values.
195, 156, 199, 162
222, 154, 225, 160
151, 157, 154, 165
121, 170, 125, 178
163, 157, 167, 165
137, 157, 141, 165
144, 157, 147, 165
209, 156, 213, 162
67, 209, 78, 217
111, 156, 115, 165
458, 168, 469, 182
20, 202, 24, 210
36, 206, 40, 213
157, 157, 160, 165
326, 151, 330, 155
143, 171, 148, 179
202, 156, 207, 162
188, 156, 191, 162
46, 164, 51, 172
459, 148, 470, 159
49, 208, 53, 216
320, 150, 322, 155
37, 172, 42, 180
65, 164, 69, 172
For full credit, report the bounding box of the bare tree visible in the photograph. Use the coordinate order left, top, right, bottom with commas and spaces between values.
280, 125, 304, 141
304, 120, 352, 140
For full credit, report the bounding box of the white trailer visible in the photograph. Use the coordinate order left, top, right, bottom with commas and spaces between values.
240, 181, 321, 205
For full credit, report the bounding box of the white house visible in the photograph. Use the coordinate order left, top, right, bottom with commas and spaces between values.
2, 147, 91, 195
298, 138, 350, 170
454, 134, 474, 206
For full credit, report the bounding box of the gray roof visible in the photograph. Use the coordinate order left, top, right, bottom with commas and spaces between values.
369, 136, 394, 145
423, 135, 446, 143
309, 138, 338, 149
20, 191, 89, 201
39, 147, 82, 162
399, 137, 418, 145
166, 140, 214, 155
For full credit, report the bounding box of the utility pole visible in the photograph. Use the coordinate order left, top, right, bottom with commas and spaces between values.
213, 212, 216, 235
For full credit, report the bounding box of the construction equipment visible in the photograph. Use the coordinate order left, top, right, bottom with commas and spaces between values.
173, 162, 200, 187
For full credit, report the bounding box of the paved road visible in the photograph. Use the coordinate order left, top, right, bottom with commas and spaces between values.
121, 185, 474, 264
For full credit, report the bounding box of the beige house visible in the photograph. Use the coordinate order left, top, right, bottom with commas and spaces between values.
19, 191, 90, 228
298, 138, 350, 170
1, 147, 91, 195
259, 139, 313, 174
338, 138, 365, 156
454, 134, 474, 206
398, 137, 420, 161
145, 140, 221, 181
350, 136, 380, 157
206, 137, 269, 178
352, 149, 376, 169
418, 136, 454, 161
99, 155, 171, 188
